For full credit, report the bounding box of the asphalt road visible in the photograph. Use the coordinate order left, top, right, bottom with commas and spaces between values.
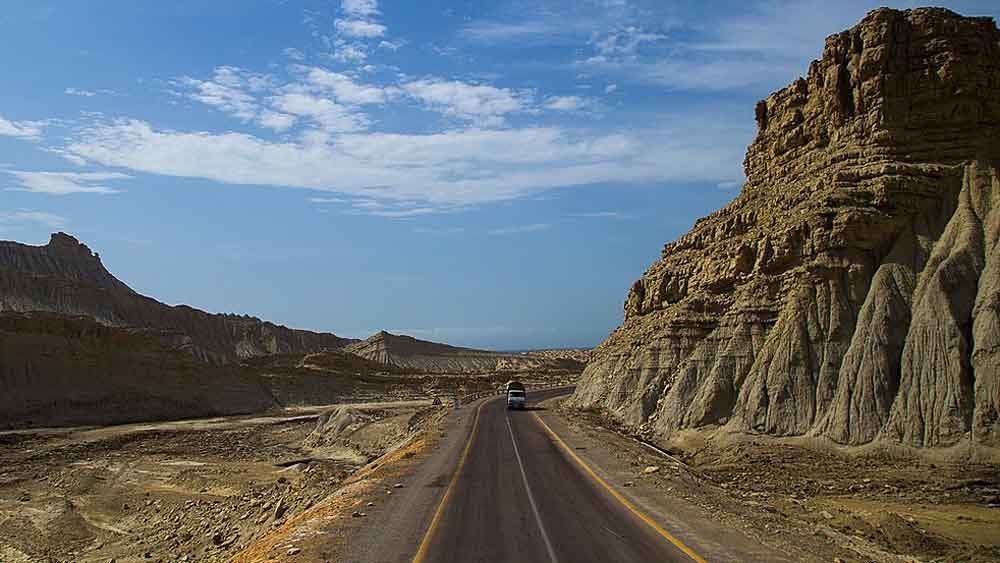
413, 388, 700, 563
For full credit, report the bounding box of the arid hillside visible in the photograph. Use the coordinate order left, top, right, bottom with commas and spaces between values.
0, 311, 277, 429
346, 330, 587, 374
0, 233, 355, 364
573, 8, 1000, 449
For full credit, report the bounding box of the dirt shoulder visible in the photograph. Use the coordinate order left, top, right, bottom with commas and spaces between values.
548, 398, 1000, 563
232, 396, 488, 563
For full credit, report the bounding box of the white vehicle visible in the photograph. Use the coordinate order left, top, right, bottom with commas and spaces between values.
506, 381, 526, 410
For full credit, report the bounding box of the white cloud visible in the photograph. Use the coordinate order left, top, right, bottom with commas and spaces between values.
271, 93, 369, 133
257, 110, 298, 132
717, 180, 742, 191
378, 39, 403, 51
604, 83, 618, 94
0, 116, 42, 140
402, 78, 530, 126
297, 67, 391, 105
488, 223, 551, 235
5, 170, 129, 195
64, 87, 97, 97
342, 0, 378, 18
592, 27, 666, 59
59, 104, 749, 209
570, 211, 632, 219
0, 210, 68, 229
335, 19, 386, 38
413, 226, 465, 235
330, 43, 368, 63
460, 21, 564, 43
177, 67, 266, 121
544, 96, 586, 111
283, 47, 306, 61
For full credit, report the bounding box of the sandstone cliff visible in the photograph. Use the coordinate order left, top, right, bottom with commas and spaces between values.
346, 330, 587, 374
0, 312, 278, 428
0, 233, 354, 363
572, 8, 1000, 448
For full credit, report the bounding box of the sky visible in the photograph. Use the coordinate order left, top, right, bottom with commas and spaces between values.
1, 0, 998, 350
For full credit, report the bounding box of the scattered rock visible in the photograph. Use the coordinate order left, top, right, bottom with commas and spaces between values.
642, 466, 660, 475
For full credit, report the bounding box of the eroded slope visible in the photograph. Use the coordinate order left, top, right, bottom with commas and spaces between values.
572, 7, 1000, 448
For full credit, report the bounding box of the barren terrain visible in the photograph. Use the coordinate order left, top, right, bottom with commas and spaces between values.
557, 399, 1000, 562
0, 401, 437, 563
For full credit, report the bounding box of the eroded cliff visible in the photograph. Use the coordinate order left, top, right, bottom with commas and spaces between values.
572, 8, 1000, 448
0, 233, 354, 363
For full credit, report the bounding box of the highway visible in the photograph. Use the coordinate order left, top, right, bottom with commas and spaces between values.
413, 388, 701, 563
344, 387, 776, 563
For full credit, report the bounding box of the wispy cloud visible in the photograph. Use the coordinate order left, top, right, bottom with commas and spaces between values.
335, 19, 386, 38
60, 104, 748, 208
282, 47, 306, 61
569, 211, 633, 219
544, 95, 588, 111
64, 87, 97, 97
0, 210, 68, 229
5, 170, 129, 195
0, 115, 43, 140
402, 78, 531, 127
413, 226, 465, 235
488, 223, 551, 235
342, 0, 379, 18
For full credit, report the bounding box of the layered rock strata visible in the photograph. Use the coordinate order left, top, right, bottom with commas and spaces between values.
346, 331, 587, 374
0, 233, 354, 363
0, 312, 277, 428
572, 8, 1000, 448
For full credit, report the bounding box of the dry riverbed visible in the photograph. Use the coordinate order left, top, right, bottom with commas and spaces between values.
0, 401, 437, 563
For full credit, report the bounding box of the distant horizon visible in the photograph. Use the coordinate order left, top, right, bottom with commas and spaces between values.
2, 1, 998, 350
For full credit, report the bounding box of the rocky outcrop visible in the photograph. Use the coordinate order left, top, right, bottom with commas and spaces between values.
346, 330, 587, 374
572, 8, 1000, 448
0, 233, 355, 363
0, 312, 277, 428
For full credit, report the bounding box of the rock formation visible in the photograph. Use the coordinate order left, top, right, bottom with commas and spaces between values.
0, 312, 277, 428
0, 233, 354, 363
572, 8, 1000, 448
346, 330, 587, 374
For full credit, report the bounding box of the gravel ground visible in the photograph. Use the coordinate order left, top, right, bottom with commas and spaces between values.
554, 401, 1000, 563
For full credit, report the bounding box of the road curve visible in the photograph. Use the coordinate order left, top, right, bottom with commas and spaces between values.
414, 388, 700, 563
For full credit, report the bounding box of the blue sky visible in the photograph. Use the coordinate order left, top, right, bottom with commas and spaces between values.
2, 0, 998, 349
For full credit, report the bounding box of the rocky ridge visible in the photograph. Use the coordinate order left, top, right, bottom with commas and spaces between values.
346, 330, 587, 374
572, 8, 1000, 448
0, 233, 354, 363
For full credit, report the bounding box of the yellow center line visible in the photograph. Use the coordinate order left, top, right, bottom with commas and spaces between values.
412, 396, 491, 563
532, 412, 708, 563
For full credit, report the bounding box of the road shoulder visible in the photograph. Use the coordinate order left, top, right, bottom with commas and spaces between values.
535, 398, 809, 562
230, 398, 488, 563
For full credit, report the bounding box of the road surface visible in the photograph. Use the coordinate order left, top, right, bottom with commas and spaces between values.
412, 387, 701, 562
344, 387, 779, 562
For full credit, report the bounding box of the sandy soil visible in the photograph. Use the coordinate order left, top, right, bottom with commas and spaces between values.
0, 402, 439, 563
555, 401, 1000, 563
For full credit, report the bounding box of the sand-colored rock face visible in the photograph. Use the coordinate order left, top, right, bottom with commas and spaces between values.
345, 330, 588, 374
0, 312, 277, 428
0, 233, 354, 363
572, 8, 1000, 448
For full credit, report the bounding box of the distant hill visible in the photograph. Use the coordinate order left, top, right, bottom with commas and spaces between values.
346, 330, 587, 374
0, 233, 355, 363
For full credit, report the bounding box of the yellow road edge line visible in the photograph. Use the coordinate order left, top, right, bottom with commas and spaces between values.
412, 396, 491, 563
532, 413, 708, 563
